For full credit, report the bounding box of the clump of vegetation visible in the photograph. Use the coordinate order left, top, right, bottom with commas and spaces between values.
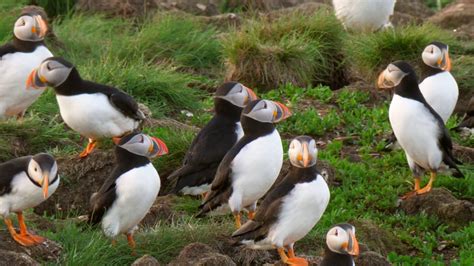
222, 8, 347, 91
29, 0, 75, 17
346, 24, 457, 80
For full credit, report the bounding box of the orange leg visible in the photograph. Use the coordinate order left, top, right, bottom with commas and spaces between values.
234, 212, 242, 229
79, 139, 97, 158
17, 212, 45, 244
277, 247, 308, 266
247, 211, 255, 220
401, 177, 421, 200
200, 192, 208, 201
417, 172, 436, 195
126, 232, 137, 256
287, 246, 295, 258
3, 218, 35, 246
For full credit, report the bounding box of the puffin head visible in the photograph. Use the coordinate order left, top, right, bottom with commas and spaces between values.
13, 13, 48, 42
326, 223, 359, 256
26, 57, 75, 89
27, 153, 57, 199
114, 132, 168, 159
289, 136, 317, 168
422, 41, 451, 71
242, 99, 291, 124
215, 82, 258, 108
377, 60, 417, 90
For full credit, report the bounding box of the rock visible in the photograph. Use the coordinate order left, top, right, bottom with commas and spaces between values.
350, 219, 408, 256
76, 0, 159, 17
355, 251, 391, 266
429, 0, 474, 40
199, 13, 242, 29
169, 242, 236, 265
131, 254, 160, 266
229, 246, 275, 265
0, 229, 62, 264
140, 195, 185, 227
400, 188, 474, 226
453, 144, 474, 164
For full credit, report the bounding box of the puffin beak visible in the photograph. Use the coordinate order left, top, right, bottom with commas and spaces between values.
302, 142, 310, 167
34, 15, 48, 38
26, 68, 48, 90
41, 171, 50, 199
271, 101, 292, 123
347, 231, 360, 256
148, 137, 168, 159
245, 87, 258, 103
377, 70, 388, 90
439, 50, 452, 71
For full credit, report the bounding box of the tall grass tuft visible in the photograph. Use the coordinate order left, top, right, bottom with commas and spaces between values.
346, 24, 457, 80
222, 7, 347, 91
30, 0, 75, 17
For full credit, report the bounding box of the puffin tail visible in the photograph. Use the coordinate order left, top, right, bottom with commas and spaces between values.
444, 156, 464, 178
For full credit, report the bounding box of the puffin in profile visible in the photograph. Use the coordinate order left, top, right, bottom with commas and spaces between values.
378, 61, 464, 199
320, 223, 360, 266
0, 153, 59, 246
88, 132, 168, 253
0, 11, 52, 119
197, 99, 291, 228
419, 41, 458, 123
168, 82, 257, 197
26, 57, 145, 158
332, 0, 396, 32
232, 136, 330, 266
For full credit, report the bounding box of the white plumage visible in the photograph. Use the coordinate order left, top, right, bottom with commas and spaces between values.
56, 93, 140, 139
332, 0, 396, 32
419, 71, 459, 123
389, 95, 443, 170
0, 46, 52, 119
101, 163, 160, 238
243, 175, 330, 249
0, 172, 59, 217
228, 130, 283, 212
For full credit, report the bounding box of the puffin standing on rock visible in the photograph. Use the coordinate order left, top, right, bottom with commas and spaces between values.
0, 153, 59, 246
26, 57, 145, 158
0, 11, 52, 119
168, 82, 257, 197
197, 99, 291, 228
378, 61, 464, 199
88, 132, 168, 254
232, 136, 330, 266
320, 223, 360, 266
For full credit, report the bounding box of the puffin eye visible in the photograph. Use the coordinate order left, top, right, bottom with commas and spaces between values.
335, 229, 338, 236
46, 63, 52, 71
34, 167, 37, 172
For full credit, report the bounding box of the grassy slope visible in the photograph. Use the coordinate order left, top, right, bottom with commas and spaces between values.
0, 1, 473, 265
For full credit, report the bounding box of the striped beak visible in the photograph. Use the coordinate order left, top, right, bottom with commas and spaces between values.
40, 171, 50, 199
245, 87, 258, 104
302, 142, 310, 167
26, 68, 48, 90
346, 230, 360, 256
272, 101, 291, 123
148, 137, 168, 159
438, 49, 452, 71
33, 15, 48, 38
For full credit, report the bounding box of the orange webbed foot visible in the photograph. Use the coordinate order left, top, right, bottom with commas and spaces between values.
286, 257, 309, 266
79, 139, 97, 158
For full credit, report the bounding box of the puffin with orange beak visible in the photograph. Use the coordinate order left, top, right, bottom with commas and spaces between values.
197, 99, 291, 229
0, 153, 59, 246
0, 11, 52, 119
232, 136, 330, 266
26, 57, 145, 158
320, 223, 360, 266
88, 132, 168, 254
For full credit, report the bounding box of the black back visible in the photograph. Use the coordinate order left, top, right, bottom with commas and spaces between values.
88, 136, 150, 225
0, 156, 31, 196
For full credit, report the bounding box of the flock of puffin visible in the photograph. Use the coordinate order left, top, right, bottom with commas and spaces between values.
0, 4, 466, 266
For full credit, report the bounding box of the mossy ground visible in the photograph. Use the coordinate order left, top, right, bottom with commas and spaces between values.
0, 0, 473, 265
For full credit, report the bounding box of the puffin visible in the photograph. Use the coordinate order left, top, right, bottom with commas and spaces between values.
0, 153, 59, 246
197, 99, 291, 228
26, 57, 145, 158
320, 223, 360, 266
0, 11, 51, 119
232, 136, 330, 266
88, 132, 168, 253
168, 82, 257, 197
377, 61, 464, 199
332, 0, 396, 32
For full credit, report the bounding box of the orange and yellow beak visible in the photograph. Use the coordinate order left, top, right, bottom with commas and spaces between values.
245, 87, 258, 103
39, 172, 50, 199
272, 101, 292, 123
26, 68, 48, 90
148, 137, 168, 159
377, 71, 388, 90
302, 142, 310, 167
344, 231, 359, 256
438, 50, 452, 71
33, 15, 48, 38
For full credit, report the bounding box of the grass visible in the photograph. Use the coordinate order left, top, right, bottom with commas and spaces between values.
222, 7, 347, 90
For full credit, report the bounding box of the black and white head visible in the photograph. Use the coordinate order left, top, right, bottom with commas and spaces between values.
115, 132, 168, 159
13, 13, 48, 42
289, 136, 317, 168
326, 223, 360, 256
242, 99, 292, 124
215, 82, 258, 108
377, 60, 417, 90
26, 57, 75, 89
422, 41, 451, 71
27, 153, 57, 199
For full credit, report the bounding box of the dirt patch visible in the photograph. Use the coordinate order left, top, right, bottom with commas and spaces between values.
140, 195, 187, 227
213, 236, 278, 265
429, 0, 474, 40
0, 229, 62, 264
400, 188, 474, 226
169, 242, 236, 265
355, 251, 391, 266
453, 144, 474, 164
131, 254, 160, 266
392, 0, 434, 26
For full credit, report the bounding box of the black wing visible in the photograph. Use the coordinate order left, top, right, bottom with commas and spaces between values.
0, 157, 31, 196
88, 171, 119, 225
109, 92, 145, 121
0, 43, 17, 58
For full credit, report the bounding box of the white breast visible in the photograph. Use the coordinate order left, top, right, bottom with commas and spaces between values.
0, 172, 59, 217
332, 0, 396, 32
0, 46, 53, 119
419, 72, 459, 123
101, 163, 160, 238
389, 95, 443, 170
56, 94, 140, 139
228, 130, 283, 212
